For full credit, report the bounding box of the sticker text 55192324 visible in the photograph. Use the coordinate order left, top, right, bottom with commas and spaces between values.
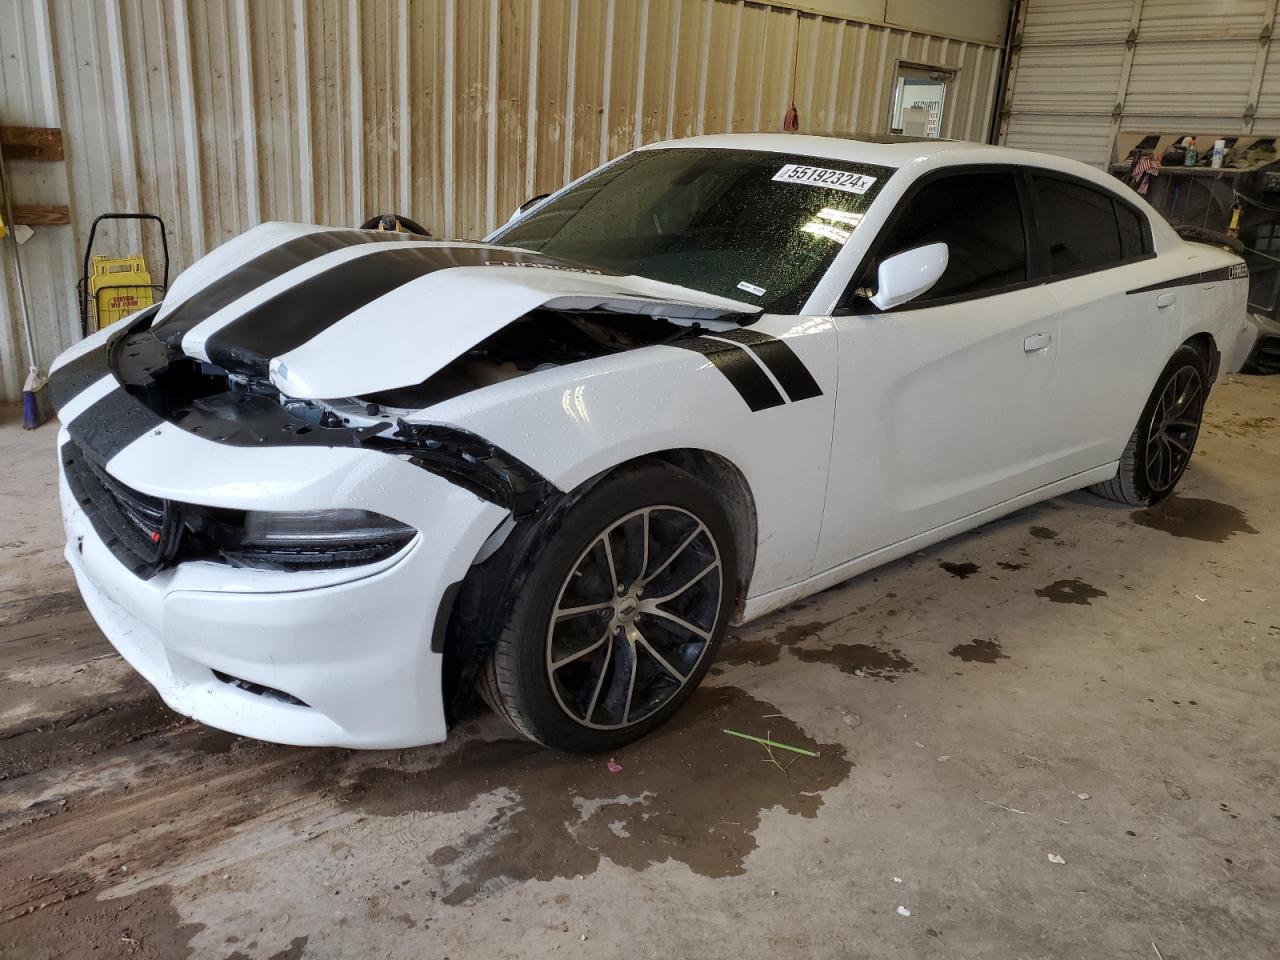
772, 164, 877, 195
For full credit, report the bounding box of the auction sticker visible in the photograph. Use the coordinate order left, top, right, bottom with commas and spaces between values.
772, 164, 877, 195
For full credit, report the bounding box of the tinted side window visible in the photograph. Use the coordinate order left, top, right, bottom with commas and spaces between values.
1116, 201, 1148, 259
1034, 176, 1123, 274
870, 171, 1027, 304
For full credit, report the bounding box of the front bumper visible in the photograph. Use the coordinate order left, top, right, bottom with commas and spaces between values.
57, 423, 506, 749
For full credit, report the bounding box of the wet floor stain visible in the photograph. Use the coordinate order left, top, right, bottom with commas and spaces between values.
1130, 496, 1259, 543
792, 643, 916, 680
1029, 526, 1058, 540
996, 561, 1025, 571
718, 619, 835, 667
949, 638, 1007, 663
773, 619, 839, 646
939, 561, 980, 579
1035, 579, 1108, 605
716, 636, 784, 666
336, 686, 851, 904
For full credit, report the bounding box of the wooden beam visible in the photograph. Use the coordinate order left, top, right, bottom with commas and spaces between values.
0, 126, 64, 161
10, 203, 70, 225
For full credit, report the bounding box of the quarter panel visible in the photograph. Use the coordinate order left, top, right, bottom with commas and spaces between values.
1033, 259, 1179, 477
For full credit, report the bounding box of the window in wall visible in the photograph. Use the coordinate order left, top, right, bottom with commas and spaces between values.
889, 65, 953, 139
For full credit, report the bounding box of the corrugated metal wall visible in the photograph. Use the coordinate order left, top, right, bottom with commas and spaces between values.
0, 0, 1002, 403
1001, 0, 1280, 167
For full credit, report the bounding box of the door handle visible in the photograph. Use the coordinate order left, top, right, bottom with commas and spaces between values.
1156, 293, 1177, 309
1023, 332, 1052, 352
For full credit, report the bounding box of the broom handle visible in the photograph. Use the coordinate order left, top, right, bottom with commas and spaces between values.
0, 138, 39, 376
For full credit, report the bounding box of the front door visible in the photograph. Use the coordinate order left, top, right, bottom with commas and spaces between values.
814, 169, 1060, 572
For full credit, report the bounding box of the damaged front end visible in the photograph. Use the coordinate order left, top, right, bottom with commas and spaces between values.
59, 239, 760, 726
110, 299, 734, 521
84, 287, 745, 627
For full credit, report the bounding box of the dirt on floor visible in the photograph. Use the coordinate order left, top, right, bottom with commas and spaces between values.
1, 377, 1278, 960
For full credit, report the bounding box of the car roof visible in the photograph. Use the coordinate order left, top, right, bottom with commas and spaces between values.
639, 131, 1056, 169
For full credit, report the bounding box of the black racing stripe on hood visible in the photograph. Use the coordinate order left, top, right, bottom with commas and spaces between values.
48, 307, 158, 414
48, 345, 112, 414
202, 245, 591, 377
64, 388, 165, 465
151, 230, 415, 346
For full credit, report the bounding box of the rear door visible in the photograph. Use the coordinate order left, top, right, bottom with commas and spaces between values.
1025, 174, 1180, 485
814, 168, 1061, 572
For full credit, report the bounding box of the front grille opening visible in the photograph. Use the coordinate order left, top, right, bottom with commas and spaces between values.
63, 441, 179, 579
212, 670, 310, 707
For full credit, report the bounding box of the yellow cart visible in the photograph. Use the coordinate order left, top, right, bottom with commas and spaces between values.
78, 213, 170, 334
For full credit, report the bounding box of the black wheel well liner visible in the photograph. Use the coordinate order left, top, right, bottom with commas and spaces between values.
1182, 332, 1219, 380
642, 448, 758, 618
438, 448, 758, 725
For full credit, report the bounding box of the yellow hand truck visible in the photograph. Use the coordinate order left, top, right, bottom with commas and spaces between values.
77, 213, 170, 335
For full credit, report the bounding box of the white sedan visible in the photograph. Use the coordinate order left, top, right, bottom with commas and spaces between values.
50, 133, 1248, 752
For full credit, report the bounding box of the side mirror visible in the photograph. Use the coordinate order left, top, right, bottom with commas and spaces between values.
507, 193, 551, 225
869, 242, 949, 311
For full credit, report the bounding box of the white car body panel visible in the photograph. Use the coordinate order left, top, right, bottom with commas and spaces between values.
424, 312, 839, 596
817, 284, 1061, 570
48, 133, 1250, 748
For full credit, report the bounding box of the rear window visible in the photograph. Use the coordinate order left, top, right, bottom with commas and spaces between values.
491, 148, 894, 314
1034, 175, 1125, 275
1116, 201, 1149, 259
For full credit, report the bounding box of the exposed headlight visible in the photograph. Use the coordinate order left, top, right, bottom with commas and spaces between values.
221, 509, 416, 570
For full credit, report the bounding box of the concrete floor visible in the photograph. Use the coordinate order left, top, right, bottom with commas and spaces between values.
1, 376, 1277, 960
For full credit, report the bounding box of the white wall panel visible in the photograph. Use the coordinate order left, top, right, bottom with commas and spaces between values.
1007, 43, 1124, 115
1020, 0, 1132, 43
1137, 0, 1269, 40
1124, 39, 1256, 117
0, 0, 1002, 402
1004, 115, 1115, 165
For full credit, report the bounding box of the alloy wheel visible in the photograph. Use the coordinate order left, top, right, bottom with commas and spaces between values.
1145, 364, 1204, 493
545, 505, 723, 730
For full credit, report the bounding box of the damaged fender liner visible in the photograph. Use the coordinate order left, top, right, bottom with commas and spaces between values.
441, 477, 582, 724
369, 421, 560, 520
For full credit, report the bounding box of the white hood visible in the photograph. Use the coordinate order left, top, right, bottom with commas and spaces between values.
149, 222, 760, 399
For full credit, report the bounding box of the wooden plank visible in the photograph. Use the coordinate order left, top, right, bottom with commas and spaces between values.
10, 204, 70, 225
0, 126, 64, 161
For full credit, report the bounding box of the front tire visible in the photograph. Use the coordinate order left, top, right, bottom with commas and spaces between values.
1090, 343, 1208, 506
480, 461, 737, 753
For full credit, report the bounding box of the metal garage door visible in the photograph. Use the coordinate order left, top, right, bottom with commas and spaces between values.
1000, 0, 1280, 167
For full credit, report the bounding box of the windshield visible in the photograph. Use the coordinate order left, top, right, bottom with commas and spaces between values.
490, 148, 894, 314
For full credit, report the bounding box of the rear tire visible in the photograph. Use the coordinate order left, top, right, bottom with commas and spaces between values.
480, 461, 737, 753
1089, 343, 1208, 507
